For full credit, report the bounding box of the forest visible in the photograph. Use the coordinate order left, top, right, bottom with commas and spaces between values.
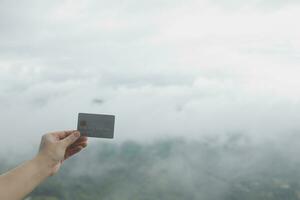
3, 133, 300, 200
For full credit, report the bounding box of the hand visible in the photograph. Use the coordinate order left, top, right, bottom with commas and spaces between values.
37, 130, 88, 176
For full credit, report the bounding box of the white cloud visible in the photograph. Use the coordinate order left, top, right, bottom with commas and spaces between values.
0, 0, 300, 150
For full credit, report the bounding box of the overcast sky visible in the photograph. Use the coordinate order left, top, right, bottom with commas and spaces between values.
1, 0, 300, 151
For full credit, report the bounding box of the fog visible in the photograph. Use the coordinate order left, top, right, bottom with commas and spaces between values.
1, 0, 300, 147
1, 0, 300, 199
0, 133, 297, 199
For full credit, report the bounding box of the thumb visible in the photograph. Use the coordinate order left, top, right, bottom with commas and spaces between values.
61, 131, 80, 148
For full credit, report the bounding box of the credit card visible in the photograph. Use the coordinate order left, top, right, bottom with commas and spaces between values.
77, 113, 115, 138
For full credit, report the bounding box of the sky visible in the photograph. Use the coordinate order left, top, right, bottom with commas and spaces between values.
1, 0, 300, 151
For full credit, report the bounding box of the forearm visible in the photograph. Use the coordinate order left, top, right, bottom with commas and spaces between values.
0, 154, 52, 200
0, 130, 86, 200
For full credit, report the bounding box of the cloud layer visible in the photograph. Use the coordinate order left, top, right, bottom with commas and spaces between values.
1, 0, 300, 150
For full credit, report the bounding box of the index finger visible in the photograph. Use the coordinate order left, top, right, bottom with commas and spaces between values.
50, 130, 78, 140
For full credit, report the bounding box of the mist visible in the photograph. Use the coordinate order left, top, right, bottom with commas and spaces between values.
1, 0, 300, 148
0, 133, 298, 199
1, 0, 300, 199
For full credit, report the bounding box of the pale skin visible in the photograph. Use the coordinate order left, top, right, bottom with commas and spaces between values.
0, 130, 88, 200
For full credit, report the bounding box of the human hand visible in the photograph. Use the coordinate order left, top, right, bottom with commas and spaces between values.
37, 130, 88, 176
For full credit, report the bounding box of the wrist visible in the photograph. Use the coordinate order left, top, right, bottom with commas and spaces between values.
33, 153, 57, 177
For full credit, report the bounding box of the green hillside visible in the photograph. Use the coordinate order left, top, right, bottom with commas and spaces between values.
16, 135, 300, 200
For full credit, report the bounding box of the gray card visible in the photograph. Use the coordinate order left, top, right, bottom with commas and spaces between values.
77, 113, 115, 138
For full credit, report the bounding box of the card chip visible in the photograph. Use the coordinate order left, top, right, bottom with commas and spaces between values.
80, 120, 87, 127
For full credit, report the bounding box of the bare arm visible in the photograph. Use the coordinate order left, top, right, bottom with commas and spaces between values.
0, 130, 88, 200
